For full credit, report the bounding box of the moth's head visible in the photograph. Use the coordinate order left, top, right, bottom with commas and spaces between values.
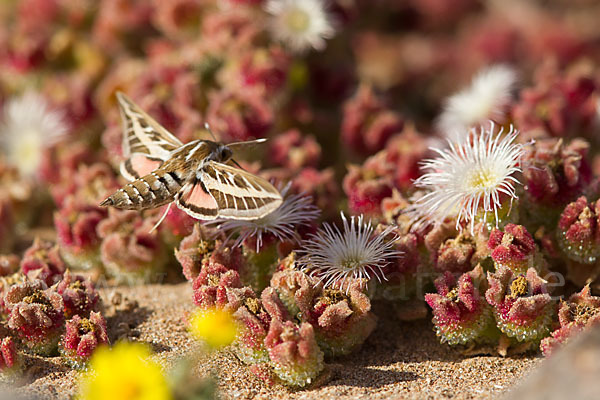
202, 141, 233, 163
215, 145, 232, 162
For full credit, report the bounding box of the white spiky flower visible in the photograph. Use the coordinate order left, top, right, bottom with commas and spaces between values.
407, 122, 524, 233
297, 213, 401, 293
0, 91, 68, 178
437, 65, 518, 141
265, 0, 335, 53
207, 185, 320, 251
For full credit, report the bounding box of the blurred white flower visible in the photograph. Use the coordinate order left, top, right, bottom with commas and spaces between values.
407, 122, 523, 233
298, 213, 400, 293
0, 91, 67, 178
437, 65, 518, 141
265, 0, 335, 53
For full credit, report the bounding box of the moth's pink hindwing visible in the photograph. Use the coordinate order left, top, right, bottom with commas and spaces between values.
176, 180, 219, 219
121, 153, 164, 181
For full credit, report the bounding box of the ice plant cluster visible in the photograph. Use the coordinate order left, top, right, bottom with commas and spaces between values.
1, 0, 600, 395
188, 249, 383, 387
343, 126, 430, 215
179, 209, 400, 387
270, 266, 377, 357
488, 224, 540, 274
519, 137, 591, 229
0, 239, 106, 365
423, 221, 559, 350
97, 209, 169, 284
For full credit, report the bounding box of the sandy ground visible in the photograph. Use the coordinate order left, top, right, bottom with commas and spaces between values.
6, 283, 540, 399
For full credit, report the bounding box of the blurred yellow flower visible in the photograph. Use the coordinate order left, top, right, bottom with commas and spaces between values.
189, 308, 239, 349
78, 342, 173, 400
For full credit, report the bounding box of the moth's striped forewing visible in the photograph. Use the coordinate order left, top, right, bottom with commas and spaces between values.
176, 161, 282, 220
116, 92, 182, 180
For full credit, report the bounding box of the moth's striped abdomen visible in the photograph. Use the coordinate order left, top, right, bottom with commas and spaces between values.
100, 169, 183, 210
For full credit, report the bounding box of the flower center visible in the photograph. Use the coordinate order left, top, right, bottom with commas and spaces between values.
197, 240, 215, 262
445, 288, 459, 302
285, 8, 310, 33
24, 290, 52, 312
341, 257, 362, 271
24, 290, 49, 304
207, 274, 220, 287
507, 275, 528, 299
244, 297, 262, 315
318, 288, 348, 305
11, 131, 41, 175
78, 318, 95, 335
573, 303, 599, 324
69, 279, 83, 290
467, 167, 498, 190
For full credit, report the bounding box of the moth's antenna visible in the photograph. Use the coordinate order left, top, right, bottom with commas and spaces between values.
204, 122, 218, 141
228, 138, 267, 146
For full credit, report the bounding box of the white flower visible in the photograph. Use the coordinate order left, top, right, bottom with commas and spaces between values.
407, 122, 524, 233
265, 0, 335, 53
207, 185, 320, 251
298, 213, 401, 293
437, 65, 518, 141
0, 91, 68, 178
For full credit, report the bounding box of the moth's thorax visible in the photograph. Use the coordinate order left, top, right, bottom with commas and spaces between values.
165, 140, 232, 170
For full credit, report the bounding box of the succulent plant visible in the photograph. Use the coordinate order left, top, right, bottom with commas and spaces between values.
541, 285, 600, 356
233, 295, 273, 366
54, 197, 107, 271
520, 138, 591, 228
265, 319, 324, 387
485, 266, 555, 342
20, 238, 66, 286
60, 312, 109, 368
557, 196, 600, 264
488, 224, 542, 274
341, 84, 403, 156
192, 262, 255, 311
175, 224, 246, 282
270, 267, 377, 357
56, 270, 100, 319
97, 209, 168, 284
425, 266, 494, 345
5, 280, 65, 355
0, 336, 20, 375
269, 129, 321, 171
